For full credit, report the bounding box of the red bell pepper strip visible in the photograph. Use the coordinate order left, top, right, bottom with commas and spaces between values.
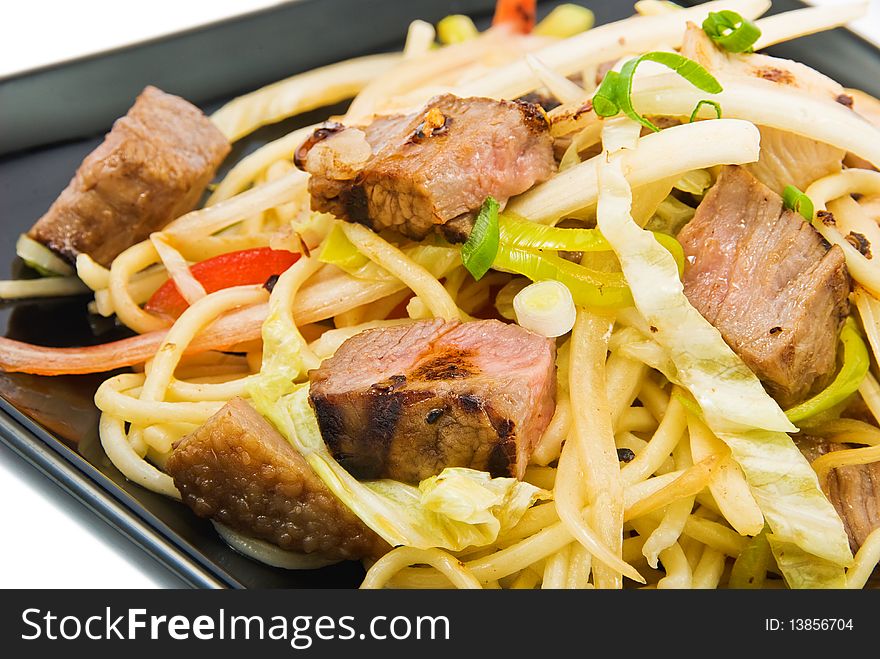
145, 247, 299, 319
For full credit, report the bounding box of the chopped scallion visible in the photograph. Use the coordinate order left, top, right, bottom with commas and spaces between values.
782, 185, 815, 221
702, 10, 761, 54
593, 52, 722, 133
689, 99, 723, 123
461, 197, 500, 280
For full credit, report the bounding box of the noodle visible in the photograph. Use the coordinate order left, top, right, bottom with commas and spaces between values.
624, 455, 720, 521
691, 547, 726, 589
340, 223, 461, 321
212, 54, 399, 142
688, 414, 764, 536
557, 309, 634, 586
541, 544, 572, 589
620, 396, 686, 485
362, 547, 483, 590
507, 119, 762, 224
207, 126, 316, 205
846, 527, 880, 589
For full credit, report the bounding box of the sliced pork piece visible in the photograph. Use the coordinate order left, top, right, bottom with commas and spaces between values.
796, 436, 880, 552
308, 318, 556, 484
299, 94, 555, 242
28, 86, 230, 266
679, 166, 850, 407
166, 397, 388, 561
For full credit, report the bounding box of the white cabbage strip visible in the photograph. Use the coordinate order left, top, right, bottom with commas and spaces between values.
507, 119, 763, 225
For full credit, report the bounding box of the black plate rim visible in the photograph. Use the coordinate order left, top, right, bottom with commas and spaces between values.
0, 397, 235, 588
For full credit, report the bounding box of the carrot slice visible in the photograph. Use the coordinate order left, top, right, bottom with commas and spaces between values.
492, 0, 537, 34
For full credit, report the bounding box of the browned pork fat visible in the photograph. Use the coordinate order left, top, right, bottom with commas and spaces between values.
679, 166, 850, 407
796, 437, 880, 552
28, 86, 230, 266
298, 94, 555, 242
166, 397, 388, 561
308, 319, 556, 484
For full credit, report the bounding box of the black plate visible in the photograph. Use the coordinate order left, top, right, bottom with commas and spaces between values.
1, 0, 878, 589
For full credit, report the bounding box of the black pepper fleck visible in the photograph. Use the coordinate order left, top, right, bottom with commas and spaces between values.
846, 231, 872, 259
426, 408, 444, 424
817, 210, 836, 226
617, 448, 636, 463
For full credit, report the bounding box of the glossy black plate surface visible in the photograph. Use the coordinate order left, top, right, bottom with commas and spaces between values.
0, 0, 877, 588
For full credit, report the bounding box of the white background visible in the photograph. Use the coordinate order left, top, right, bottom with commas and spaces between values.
0, 0, 878, 589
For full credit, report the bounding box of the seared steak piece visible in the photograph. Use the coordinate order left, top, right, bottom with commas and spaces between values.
299, 94, 555, 242
308, 318, 556, 483
678, 166, 850, 407
166, 397, 387, 561
28, 86, 230, 266
796, 436, 880, 552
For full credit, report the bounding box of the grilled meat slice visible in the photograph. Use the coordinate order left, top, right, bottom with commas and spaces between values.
796, 436, 880, 552
300, 94, 555, 242
166, 397, 387, 561
679, 166, 850, 407
28, 86, 229, 266
308, 318, 556, 484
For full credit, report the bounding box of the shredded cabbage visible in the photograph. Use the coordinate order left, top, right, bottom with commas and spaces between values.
596, 131, 852, 585
767, 535, 848, 589
644, 195, 696, 236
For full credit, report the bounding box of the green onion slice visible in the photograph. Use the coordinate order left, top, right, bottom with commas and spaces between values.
782, 185, 815, 221
729, 527, 771, 589
437, 14, 479, 44
319, 223, 370, 273
533, 4, 595, 38
785, 318, 870, 423
592, 70, 622, 118
689, 99, 723, 123
593, 53, 723, 133
497, 214, 685, 276
493, 244, 633, 308
702, 10, 762, 54
461, 196, 500, 280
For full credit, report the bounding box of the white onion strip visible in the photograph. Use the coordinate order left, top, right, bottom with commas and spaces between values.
754, 2, 869, 50
455, 0, 770, 100
213, 521, 340, 570
806, 169, 880, 297
631, 74, 880, 169
211, 53, 398, 142
507, 119, 761, 225
150, 233, 206, 306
